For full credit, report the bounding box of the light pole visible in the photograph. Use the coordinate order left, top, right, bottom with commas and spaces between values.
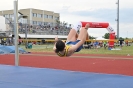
116, 0, 119, 39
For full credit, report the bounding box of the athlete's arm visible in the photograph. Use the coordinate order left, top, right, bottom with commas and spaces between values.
53, 43, 56, 52
53, 36, 58, 52
70, 40, 85, 52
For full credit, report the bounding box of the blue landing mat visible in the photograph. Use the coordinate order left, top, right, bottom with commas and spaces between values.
0, 45, 28, 54
0, 65, 133, 88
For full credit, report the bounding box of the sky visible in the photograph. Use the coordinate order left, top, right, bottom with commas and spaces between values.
0, 0, 133, 38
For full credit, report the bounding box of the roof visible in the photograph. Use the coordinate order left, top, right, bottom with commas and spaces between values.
9, 34, 67, 39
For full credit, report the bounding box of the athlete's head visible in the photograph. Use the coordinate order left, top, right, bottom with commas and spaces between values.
55, 40, 65, 53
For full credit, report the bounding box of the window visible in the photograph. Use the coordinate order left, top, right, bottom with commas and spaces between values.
5, 14, 9, 18
9, 14, 13, 18
5, 19, 10, 24
44, 14, 48, 18
37, 21, 42, 25
32, 13, 37, 17
44, 22, 48, 25
48, 15, 53, 19
37, 14, 43, 18
33, 21, 37, 25
18, 18, 28, 24
49, 22, 53, 26
55, 17, 59, 20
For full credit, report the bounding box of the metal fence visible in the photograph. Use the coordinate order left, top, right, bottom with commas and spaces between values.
4, 21, 72, 36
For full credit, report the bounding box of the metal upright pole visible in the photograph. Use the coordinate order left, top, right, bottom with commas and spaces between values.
117, 0, 119, 39
25, 24, 28, 48
14, 0, 19, 66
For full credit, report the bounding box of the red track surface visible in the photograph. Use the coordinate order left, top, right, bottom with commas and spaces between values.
0, 53, 133, 76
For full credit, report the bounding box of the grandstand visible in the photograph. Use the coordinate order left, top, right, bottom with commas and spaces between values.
0, 8, 72, 40
17, 22, 71, 36
4, 21, 71, 39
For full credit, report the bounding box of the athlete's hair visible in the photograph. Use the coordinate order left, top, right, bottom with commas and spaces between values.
55, 40, 65, 53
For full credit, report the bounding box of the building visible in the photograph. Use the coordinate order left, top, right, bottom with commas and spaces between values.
0, 8, 60, 27
0, 8, 71, 37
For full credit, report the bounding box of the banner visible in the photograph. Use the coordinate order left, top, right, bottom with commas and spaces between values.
80, 21, 109, 28
109, 33, 115, 47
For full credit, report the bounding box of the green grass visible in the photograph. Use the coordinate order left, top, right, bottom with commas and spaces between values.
78, 47, 133, 55
20, 44, 133, 55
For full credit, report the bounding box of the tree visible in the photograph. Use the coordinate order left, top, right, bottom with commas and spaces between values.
55, 19, 60, 27
89, 36, 96, 39
103, 33, 117, 39
125, 37, 129, 39
103, 33, 110, 39
119, 37, 124, 40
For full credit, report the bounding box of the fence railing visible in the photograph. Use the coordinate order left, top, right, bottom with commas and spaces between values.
4, 22, 71, 35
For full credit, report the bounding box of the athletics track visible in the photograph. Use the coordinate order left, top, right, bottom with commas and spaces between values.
0, 52, 133, 88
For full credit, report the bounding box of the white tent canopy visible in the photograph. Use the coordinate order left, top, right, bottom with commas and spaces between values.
9, 34, 68, 39
95, 37, 108, 40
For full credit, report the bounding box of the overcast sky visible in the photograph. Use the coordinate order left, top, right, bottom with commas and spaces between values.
0, 0, 133, 38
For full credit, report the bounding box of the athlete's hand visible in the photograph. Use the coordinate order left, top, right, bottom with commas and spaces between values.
55, 36, 58, 42
85, 23, 89, 29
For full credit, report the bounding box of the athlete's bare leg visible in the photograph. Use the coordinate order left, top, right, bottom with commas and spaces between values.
67, 22, 81, 42
66, 29, 77, 42
77, 25, 89, 42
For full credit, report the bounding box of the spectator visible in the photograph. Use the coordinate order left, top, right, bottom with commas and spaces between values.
103, 41, 107, 49
126, 41, 128, 46
119, 40, 123, 48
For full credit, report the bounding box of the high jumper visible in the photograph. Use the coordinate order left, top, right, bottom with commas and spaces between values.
53, 22, 89, 57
